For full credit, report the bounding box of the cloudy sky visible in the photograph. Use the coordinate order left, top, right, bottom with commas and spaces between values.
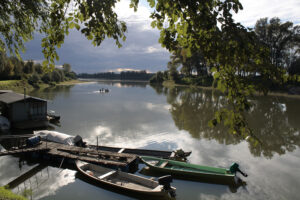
21, 0, 300, 73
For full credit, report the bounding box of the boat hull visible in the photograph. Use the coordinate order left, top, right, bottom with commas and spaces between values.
75, 160, 174, 198
141, 156, 236, 184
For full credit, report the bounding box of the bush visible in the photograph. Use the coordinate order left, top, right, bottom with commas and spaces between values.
51, 70, 62, 82
41, 73, 51, 83
150, 71, 165, 84
65, 71, 77, 79
28, 73, 40, 86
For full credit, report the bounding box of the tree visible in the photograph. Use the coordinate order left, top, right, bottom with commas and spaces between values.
254, 17, 300, 69
41, 72, 52, 83
23, 60, 34, 74
51, 70, 62, 82
289, 58, 300, 75
9, 57, 24, 79
63, 63, 71, 73
28, 73, 41, 86
33, 63, 43, 74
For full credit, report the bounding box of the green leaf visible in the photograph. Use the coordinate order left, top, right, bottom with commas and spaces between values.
69, 22, 75, 29
151, 21, 156, 28
213, 72, 220, 79
147, 0, 155, 8
42, 60, 48, 67
87, 34, 93, 40
75, 24, 80, 30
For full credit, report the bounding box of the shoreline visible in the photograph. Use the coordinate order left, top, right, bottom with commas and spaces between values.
162, 81, 300, 99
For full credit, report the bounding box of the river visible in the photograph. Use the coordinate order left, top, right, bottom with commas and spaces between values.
0, 80, 299, 200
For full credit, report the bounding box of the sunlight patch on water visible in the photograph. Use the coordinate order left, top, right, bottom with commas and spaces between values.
145, 102, 171, 112
84, 124, 200, 153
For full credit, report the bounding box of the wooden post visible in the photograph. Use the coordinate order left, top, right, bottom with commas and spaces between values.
97, 136, 98, 149
97, 136, 99, 159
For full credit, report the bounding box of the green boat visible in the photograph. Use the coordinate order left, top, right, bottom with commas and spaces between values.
140, 156, 247, 184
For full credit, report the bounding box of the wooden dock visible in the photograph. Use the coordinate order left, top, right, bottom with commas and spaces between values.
0, 141, 138, 171
1, 135, 191, 159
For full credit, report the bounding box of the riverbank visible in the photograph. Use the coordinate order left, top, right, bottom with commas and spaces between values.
0, 187, 28, 200
0, 79, 87, 93
161, 80, 300, 99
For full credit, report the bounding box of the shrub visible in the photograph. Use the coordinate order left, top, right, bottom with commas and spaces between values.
28, 73, 40, 86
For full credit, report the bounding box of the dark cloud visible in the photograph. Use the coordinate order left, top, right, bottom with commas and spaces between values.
21, 23, 170, 73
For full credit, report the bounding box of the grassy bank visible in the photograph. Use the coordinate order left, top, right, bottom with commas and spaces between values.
0, 80, 34, 93
56, 79, 87, 85
0, 79, 86, 93
0, 187, 28, 200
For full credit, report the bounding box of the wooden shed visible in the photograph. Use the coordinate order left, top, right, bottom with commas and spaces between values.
0, 92, 48, 129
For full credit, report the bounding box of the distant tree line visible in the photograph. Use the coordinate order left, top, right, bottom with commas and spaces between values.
0, 52, 77, 87
150, 17, 300, 90
78, 70, 154, 81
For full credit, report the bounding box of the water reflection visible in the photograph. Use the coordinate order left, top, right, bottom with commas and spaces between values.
29, 85, 74, 100
0, 156, 76, 200
154, 86, 300, 159
97, 80, 148, 88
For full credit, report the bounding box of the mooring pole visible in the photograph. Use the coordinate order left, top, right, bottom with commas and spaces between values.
97, 136, 98, 149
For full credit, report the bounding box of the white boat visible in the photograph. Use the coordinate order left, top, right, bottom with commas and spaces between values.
76, 160, 176, 198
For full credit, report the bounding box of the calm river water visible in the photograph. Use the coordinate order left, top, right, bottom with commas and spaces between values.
1, 80, 300, 200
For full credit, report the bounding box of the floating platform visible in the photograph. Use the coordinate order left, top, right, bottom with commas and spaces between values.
1, 134, 191, 160
0, 141, 138, 172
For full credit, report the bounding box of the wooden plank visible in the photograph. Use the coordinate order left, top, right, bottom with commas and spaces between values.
88, 144, 173, 158
118, 148, 125, 153
0, 141, 138, 169
159, 161, 169, 168
0, 147, 49, 156
99, 171, 116, 179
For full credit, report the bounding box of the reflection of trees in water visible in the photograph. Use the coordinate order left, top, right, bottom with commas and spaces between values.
165, 87, 244, 145
29, 85, 74, 100
98, 81, 148, 88
155, 85, 300, 158
247, 96, 300, 158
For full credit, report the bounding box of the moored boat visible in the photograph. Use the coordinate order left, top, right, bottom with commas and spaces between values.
75, 160, 176, 198
140, 156, 247, 184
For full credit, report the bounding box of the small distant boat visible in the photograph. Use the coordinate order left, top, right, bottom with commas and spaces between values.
140, 156, 247, 183
76, 160, 176, 198
99, 88, 109, 93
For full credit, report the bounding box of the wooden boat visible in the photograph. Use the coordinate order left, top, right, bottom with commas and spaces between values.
140, 156, 247, 183
75, 160, 176, 197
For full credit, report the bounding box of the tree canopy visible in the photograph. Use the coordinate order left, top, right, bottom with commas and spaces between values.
254, 17, 300, 70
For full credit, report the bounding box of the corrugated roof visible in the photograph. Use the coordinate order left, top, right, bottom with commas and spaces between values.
0, 92, 46, 104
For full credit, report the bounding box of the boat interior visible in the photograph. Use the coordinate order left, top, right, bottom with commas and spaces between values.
80, 162, 160, 191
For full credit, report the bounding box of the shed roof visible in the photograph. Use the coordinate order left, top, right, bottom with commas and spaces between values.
0, 92, 46, 104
